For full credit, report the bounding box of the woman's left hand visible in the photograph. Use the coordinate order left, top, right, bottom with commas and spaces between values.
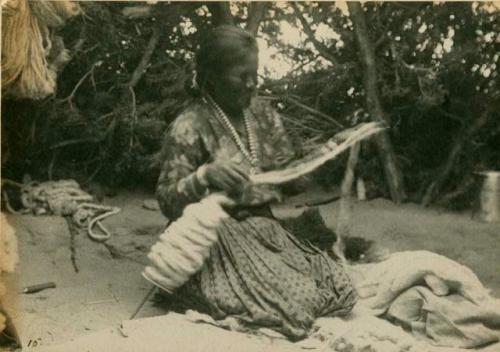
200, 161, 249, 194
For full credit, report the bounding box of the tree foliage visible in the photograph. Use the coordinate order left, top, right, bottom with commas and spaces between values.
2, 1, 499, 209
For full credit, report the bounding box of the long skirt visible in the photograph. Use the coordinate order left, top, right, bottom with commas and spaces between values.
180, 216, 357, 339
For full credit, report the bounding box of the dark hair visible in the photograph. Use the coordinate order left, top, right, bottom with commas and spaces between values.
187, 25, 258, 96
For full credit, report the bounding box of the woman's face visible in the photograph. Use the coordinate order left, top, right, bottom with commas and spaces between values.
208, 50, 258, 116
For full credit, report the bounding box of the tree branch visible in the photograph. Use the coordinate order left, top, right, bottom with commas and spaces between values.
246, 2, 267, 35
422, 108, 492, 206
292, 3, 340, 66
128, 27, 160, 89
283, 96, 344, 130
59, 62, 100, 110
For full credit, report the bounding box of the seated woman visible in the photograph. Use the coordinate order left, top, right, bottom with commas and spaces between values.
156, 25, 357, 340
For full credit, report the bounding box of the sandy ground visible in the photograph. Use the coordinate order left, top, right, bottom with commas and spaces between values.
2, 190, 499, 350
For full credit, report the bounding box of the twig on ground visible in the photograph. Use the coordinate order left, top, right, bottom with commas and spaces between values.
65, 218, 80, 273
85, 299, 117, 305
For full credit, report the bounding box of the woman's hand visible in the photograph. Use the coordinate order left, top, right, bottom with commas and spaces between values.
199, 162, 249, 194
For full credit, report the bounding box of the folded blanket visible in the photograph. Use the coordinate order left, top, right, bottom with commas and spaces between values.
387, 286, 500, 348
356, 251, 500, 348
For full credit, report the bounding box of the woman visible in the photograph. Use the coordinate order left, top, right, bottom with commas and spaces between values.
156, 25, 356, 339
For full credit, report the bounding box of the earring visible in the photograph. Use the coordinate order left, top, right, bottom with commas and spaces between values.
191, 70, 199, 91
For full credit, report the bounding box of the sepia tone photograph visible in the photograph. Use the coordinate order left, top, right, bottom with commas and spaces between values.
1, 1, 499, 351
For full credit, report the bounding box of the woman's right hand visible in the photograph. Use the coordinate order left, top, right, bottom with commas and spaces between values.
200, 162, 249, 194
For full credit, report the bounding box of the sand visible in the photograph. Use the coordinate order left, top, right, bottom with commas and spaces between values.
2, 189, 499, 350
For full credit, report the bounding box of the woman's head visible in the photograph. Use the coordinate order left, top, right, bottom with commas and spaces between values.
195, 25, 259, 115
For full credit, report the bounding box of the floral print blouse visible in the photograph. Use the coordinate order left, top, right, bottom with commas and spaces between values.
156, 97, 297, 221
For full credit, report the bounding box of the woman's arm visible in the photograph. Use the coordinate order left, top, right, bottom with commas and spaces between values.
156, 113, 210, 220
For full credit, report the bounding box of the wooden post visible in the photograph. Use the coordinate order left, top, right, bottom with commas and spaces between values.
348, 2, 406, 204
333, 143, 360, 262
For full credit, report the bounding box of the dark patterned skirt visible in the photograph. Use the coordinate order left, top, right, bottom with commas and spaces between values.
180, 216, 357, 339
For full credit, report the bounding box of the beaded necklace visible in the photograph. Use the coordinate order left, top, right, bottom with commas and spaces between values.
203, 94, 260, 174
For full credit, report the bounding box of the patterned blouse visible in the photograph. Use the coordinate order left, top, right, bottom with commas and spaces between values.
156, 97, 297, 221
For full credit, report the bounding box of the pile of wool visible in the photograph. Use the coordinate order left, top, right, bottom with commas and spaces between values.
297, 314, 429, 352
1, 0, 80, 99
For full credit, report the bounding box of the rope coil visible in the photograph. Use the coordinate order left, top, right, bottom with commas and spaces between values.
2, 179, 120, 242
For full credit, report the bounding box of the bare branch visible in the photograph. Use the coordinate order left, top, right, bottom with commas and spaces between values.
292, 3, 340, 66
49, 138, 101, 150
284, 96, 344, 129
59, 62, 100, 109
422, 108, 492, 206
128, 27, 160, 89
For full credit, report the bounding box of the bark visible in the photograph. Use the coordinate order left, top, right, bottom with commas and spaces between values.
347, 2, 406, 204
246, 2, 267, 36
207, 2, 234, 26
421, 109, 491, 206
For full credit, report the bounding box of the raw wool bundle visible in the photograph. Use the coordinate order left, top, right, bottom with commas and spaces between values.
0, 212, 18, 333
1, 0, 80, 99
0, 213, 18, 274
143, 194, 232, 293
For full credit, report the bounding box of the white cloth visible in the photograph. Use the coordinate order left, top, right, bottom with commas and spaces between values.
356, 250, 490, 314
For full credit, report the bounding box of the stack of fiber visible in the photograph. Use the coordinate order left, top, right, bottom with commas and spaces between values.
143, 194, 231, 293
1, 0, 80, 99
